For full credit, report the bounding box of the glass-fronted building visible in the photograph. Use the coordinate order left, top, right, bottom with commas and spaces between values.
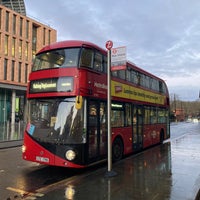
0, 2, 57, 141
0, 0, 26, 15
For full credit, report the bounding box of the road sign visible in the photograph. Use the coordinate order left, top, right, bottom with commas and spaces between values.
106, 40, 113, 50
111, 46, 126, 71
111, 46, 126, 63
111, 65, 126, 71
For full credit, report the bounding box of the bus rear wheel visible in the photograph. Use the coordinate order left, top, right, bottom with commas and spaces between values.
112, 138, 124, 162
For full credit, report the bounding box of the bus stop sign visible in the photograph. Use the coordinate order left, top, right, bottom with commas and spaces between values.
106, 40, 113, 50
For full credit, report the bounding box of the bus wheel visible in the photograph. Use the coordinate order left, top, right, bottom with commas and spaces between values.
112, 138, 124, 162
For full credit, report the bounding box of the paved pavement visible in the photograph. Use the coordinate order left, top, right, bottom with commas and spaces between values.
25, 123, 200, 200
0, 140, 23, 149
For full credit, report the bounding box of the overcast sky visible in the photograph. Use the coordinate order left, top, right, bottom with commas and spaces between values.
25, 0, 200, 101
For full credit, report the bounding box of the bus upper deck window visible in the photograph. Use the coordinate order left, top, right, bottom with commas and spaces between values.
80, 48, 94, 68
94, 52, 103, 72
63, 48, 80, 67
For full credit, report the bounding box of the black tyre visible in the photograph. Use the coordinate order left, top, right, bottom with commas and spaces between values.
112, 138, 124, 162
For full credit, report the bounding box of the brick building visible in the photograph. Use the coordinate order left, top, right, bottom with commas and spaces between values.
174, 108, 185, 122
0, 3, 57, 125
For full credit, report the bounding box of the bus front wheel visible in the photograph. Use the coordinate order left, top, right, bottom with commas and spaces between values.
112, 138, 124, 162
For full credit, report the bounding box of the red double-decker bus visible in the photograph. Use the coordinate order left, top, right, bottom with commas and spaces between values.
22, 40, 170, 168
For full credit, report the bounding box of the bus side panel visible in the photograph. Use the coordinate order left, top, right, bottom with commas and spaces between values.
143, 124, 166, 148
143, 125, 153, 148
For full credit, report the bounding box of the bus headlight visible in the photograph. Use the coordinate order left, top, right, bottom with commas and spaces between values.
65, 150, 76, 161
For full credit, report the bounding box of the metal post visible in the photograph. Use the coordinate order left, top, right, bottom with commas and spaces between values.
107, 49, 112, 172
105, 42, 117, 177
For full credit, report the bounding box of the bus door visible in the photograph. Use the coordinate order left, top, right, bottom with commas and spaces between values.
133, 105, 144, 151
87, 100, 107, 161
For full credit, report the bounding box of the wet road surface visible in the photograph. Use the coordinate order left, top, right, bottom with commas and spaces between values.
0, 148, 90, 199
1, 122, 200, 199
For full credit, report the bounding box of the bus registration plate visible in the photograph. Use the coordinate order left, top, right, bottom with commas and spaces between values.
36, 156, 49, 163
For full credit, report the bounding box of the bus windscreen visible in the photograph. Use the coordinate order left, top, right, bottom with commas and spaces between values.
32, 48, 80, 71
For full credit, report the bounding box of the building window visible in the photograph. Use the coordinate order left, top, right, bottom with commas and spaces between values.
4, 35, 9, 56
32, 25, 37, 58
13, 14, 16, 34
26, 20, 29, 39
20, 17, 23, 37
43, 28, 46, 45
19, 40, 22, 59
12, 38, 15, 57
0, 8, 2, 29
4, 59, 8, 80
18, 62, 21, 82
5, 11, 9, 32
25, 64, 28, 83
25, 42, 28, 61
11, 61, 15, 81
48, 30, 51, 44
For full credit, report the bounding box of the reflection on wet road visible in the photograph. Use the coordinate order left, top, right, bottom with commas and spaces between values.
37, 122, 200, 200
170, 123, 200, 199
1, 122, 200, 199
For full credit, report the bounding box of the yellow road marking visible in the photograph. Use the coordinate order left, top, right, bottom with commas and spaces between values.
6, 187, 29, 195
6, 187, 44, 198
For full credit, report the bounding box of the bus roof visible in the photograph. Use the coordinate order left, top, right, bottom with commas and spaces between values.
37, 40, 106, 55
37, 40, 166, 84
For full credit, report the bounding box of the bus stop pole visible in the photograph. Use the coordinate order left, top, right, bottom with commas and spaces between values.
107, 49, 112, 172
105, 46, 117, 177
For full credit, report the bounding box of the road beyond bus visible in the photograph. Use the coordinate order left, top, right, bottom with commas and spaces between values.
4, 122, 199, 200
